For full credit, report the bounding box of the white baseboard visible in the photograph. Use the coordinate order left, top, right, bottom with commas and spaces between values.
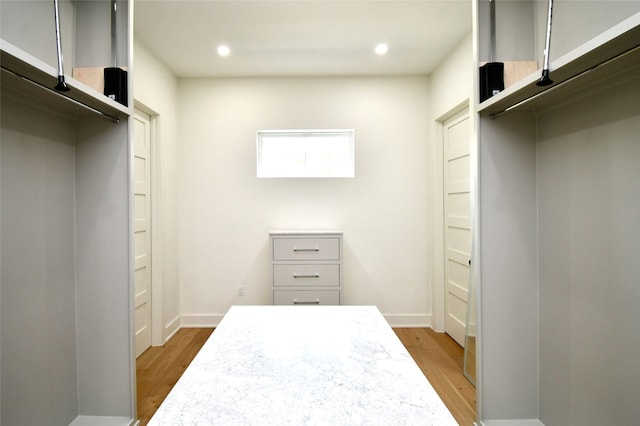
180, 314, 226, 328
176, 313, 431, 329
162, 315, 181, 343
479, 420, 545, 426
384, 314, 432, 328
69, 416, 136, 426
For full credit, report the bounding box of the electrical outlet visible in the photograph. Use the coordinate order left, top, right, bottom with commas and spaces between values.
237, 286, 245, 296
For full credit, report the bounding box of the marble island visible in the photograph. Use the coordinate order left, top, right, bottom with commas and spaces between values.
148, 306, 458, 425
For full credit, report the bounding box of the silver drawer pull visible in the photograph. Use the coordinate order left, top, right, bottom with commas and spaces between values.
293, 247, 320, 252
293, 299, 321, 305
293, 274, 320, 279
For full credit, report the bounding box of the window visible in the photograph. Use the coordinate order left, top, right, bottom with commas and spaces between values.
257, 129, 354, 178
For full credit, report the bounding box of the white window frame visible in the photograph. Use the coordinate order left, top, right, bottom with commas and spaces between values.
256, 129, 355, 178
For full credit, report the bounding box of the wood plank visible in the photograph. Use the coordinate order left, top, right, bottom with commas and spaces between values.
136, 328, 214, 426
394, 328, 477, 426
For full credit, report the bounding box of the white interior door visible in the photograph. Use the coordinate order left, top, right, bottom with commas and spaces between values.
443, 108, 471, 347
134, 110, 152, 358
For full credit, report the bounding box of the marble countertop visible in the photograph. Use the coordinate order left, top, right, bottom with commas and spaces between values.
148, 306, 457, 425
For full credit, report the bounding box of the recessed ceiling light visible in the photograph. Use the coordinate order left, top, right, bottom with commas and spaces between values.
217, 45, 231, 57
374, 43, 388, 55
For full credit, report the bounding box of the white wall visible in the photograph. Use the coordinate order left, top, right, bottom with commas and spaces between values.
427, 32, 473, 331
1, 97, 78, 426
133, 40, 181, 341
177, 76, 432, 326
0, 0, 75, 70
430, 33, 473, 120
534, 1, 640, 64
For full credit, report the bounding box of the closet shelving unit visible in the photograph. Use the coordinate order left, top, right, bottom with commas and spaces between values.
1, 40, 129, 121
1, 1, 135, 425
479, 13, 640, 117
474, 2, 640, 424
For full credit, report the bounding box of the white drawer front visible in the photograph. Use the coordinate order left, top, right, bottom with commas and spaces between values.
273, 264, 340, 287
273, 238, 340, 261
273, 290, 340, 306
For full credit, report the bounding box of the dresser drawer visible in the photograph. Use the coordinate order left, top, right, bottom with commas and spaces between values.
273, 290, 340, 306
273, 264, 340, 287
272, 237, 340, 261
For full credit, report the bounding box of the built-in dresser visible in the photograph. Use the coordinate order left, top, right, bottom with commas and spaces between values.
270, 231, 343, 305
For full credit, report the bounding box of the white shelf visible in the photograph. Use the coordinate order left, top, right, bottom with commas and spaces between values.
1, 39, 130, 121
478, 12, 640, 117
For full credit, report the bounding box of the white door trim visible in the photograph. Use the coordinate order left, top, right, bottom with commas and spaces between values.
433, 100, 470, 333
134, 100, 163, 347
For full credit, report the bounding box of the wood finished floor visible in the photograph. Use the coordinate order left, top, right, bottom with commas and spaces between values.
394, 328, 477, 425
136, 327, 476, 426
136, 328, 214, 426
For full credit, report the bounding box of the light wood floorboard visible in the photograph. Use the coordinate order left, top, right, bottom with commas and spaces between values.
394, 328, 477, 425
136, 328, 214, 426
136, 327, 476, 425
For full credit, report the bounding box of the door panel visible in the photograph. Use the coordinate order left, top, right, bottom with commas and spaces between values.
133, 110, 152, 358
444, 108, 471, 347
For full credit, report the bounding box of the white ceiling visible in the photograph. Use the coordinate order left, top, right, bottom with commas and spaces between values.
134, 0, 472, 78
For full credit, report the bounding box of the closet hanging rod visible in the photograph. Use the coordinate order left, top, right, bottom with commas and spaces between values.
0, 66, 120, 123
489, 43, 640, 119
